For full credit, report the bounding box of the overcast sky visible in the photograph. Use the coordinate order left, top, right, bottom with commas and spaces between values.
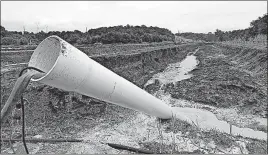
1, 1, 267, 33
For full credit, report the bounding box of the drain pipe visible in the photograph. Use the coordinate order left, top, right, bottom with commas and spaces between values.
27, 36, 173, 119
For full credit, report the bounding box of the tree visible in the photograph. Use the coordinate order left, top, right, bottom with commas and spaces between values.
206, 32, 217, 42
1, 25, 7, 37
142, 34, 152, 42
215, 29, 225, 41
77, 37, 88, 45
36, 31, 47, 41
66, 33, 80, 44
1, 37, 18, 45
91, 35, 101, 44
19, 37, 29, 45
250, 14, 268, 36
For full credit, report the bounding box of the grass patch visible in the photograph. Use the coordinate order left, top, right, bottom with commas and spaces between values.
143, 118, 268, 154
220, 34, 268, 50
140, 141, 204, 154
246, 139, 268, 154
164, 119, 236, 148
167, 44, 267, 117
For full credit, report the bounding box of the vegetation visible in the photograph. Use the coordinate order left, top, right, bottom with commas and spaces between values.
166, 44, 267, 117
140, 118, 267, 154
175, 32, 217, 42
1, 13, 267, 154
221, 34, 267, 50
1, 41, 267, 153
176, 14, 268, 42
1, 25, 175, 46
1, 13, 266, 46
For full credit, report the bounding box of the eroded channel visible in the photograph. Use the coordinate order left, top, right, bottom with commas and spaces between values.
145, 48, 267, 141
69, 48, 266, 154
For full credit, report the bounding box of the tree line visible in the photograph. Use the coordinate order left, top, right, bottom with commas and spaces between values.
176, 13, 268, 42
0, 24, 175, 46
1, 13, 267, 45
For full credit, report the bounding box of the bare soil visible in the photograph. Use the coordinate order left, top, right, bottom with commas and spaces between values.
166, 44, 267, 118
0, 42, 267, 154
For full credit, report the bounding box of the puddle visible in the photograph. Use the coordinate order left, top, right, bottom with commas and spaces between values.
145, 53, 199, 87
145, 48, 267, 141
68, 49, 205, 154
69, 48, 266, 154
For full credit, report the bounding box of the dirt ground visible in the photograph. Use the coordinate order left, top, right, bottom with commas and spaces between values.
0, 42, 267, 154
165, 44, 267, 117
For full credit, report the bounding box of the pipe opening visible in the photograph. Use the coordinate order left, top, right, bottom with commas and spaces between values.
28, 36, 61, 81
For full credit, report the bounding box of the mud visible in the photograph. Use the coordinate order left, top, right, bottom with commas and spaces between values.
1, 43, 200, 132
144, 51, 266, 140
166, 44, 267, 117
1, 42, 267, 154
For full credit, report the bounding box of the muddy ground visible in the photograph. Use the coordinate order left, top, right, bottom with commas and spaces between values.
165, 44, 267, 118
0, 42, 267, 154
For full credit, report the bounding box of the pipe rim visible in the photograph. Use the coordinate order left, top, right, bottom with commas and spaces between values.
29, 35, 62, 82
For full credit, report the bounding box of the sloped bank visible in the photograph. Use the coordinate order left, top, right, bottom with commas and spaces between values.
91, 43, 203, 87
165, 44, 267, 118
1, 43, 202, 139
1, 42, 267, 154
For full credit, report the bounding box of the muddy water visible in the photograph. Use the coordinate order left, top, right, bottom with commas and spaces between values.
145, 50, 199, 87
67, 48, 267, 154
68, 51, 208, 154
145, 49, 267, 141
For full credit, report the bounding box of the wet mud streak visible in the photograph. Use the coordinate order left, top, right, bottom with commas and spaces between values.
144, 50, 199, 87
68, 47, 266, 154
171, 107, 267, 140
145, 48, 267, 140
0, 71, 44, 123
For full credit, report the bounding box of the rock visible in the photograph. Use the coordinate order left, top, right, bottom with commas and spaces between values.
207, 141, 216, 149
33, 135, 43, 139
236, 141, 249, 154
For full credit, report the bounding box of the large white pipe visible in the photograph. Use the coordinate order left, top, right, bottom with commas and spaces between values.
28, 36, 173, 119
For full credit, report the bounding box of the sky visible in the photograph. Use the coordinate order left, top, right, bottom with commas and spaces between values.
1, 1, 267, 34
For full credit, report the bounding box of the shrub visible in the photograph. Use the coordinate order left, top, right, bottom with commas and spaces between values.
1, 37, 18, 45
19, 37, 29, 45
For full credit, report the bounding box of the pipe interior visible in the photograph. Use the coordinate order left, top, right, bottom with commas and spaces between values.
28, 36, 61, 80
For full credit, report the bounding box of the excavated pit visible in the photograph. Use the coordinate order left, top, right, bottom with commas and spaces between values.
1, 43, 267, 154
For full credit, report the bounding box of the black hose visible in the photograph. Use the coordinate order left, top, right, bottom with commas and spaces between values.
18, 67, 44, 154
107, 143, 154, 154
20, 96, 29, 154
19, 67, 45, 77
